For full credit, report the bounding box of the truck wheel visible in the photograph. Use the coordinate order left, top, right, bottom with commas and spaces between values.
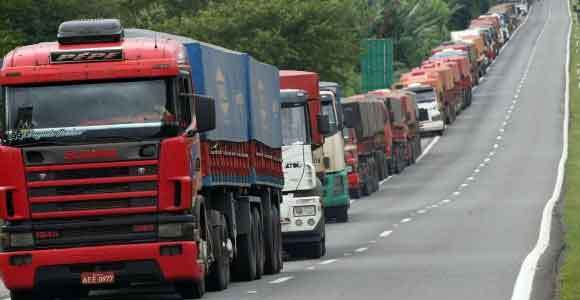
273, 205, 283, 273
416, 137, 423, 157
336, 206, 349, 223
207, 213, 230, 291
175, 279, 205, 299
232, 212, 257, 281
264, 203, 282, 275
350, 188, 362, 199
253, 208, 265, 279
10, 290, 42, 300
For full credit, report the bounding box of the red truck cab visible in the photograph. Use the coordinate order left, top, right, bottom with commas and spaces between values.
0, 20, 220, 300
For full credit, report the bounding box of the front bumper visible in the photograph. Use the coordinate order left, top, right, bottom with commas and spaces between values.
419, 120, 445, 133
0, 242, 202, 290
282, 218, 324, 246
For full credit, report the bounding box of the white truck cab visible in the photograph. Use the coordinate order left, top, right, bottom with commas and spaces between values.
407, 84, 446, 135
279, 89, 326, 258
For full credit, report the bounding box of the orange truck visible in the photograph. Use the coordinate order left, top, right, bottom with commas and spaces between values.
399, 70, 446, 136
433, 42, 481, 85
451, 31, 490, 76
416, 62, 461, 124
425, 54, 474, 109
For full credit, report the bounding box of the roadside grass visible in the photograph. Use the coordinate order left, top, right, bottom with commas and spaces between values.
561, 3, 580, 299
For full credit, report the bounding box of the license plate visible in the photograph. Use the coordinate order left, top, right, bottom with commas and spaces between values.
81, 271, 115, 285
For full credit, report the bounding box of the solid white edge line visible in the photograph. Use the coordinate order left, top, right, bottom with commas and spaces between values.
416, 136, 441, 163
379, 176, 393, 186
510, 2, 568, 300
269, 276, 294, 284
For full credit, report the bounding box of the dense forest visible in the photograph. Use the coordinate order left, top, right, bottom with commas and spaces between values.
0, 0, 495, 94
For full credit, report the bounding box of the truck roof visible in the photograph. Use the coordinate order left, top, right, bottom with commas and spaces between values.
1, 35, 183, 85
280, 70, 320, 100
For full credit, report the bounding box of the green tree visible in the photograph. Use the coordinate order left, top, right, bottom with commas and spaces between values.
152, 0, 361, 89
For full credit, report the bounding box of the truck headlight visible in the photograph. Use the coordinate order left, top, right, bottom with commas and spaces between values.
293, 205, 316, 217
10, 233, 34, 248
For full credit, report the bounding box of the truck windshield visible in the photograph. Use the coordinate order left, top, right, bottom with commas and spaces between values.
414, 90, 437, 103
281, 104, 310, 145
3, 79, 177, 145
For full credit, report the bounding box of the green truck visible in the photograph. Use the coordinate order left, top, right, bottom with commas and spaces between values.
318, 82, 350, 222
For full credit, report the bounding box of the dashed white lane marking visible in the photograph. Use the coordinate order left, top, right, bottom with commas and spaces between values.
379, 230, 393, 238
441, 199, 451, 204
494, 143, 499, 149
416, 136, 441, 162
343, 253, 352, 257
499, 128, 505, 133
400, 218, 412, 223
453, 191, 461, 196
503, 121, 509, 126
319, 259, 338, 265
355, 247, 368, 253
484, 158, 491, 163
497, 136, 503, 140
490, 151, 496, 156
460, 183, 469, 188
474, 169, 481, 173
467, 176, 475, 181
431, 204, 439, 208
417, 209, 427, 214
480, 163, 486, 167
269, 276, 294, 284
306, 266, 316, 270
379, 176, 393, 186
248, 290, 258, 294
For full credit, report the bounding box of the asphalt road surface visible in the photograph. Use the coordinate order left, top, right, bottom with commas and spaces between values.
0, 0, 569, 299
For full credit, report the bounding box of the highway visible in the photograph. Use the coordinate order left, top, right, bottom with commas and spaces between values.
0, 0, 569, 299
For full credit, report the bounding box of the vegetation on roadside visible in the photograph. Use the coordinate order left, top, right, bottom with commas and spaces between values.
561, 2, 580, 298
0, 0, 495, 94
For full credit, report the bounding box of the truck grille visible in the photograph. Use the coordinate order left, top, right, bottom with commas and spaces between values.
26, 160, 159, 219
418, 109, 429, 121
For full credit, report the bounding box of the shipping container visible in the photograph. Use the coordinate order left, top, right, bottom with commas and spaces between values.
247, 57, 284, 187
361, 39, 394, 93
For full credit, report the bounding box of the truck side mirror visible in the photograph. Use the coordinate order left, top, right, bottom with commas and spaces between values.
317, 114, 332, 137
193, 96, 216, 133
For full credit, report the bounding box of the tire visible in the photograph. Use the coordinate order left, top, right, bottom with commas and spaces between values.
273, 205, 283, 273
206, 213, 230, 291
175, 279, 205, 299
60, 288, 90, 300
10, 290, 41, 300
416, 137, 423, 157
335, 206, 349, 223
232, 212, 257, 281
264, 202, 282, 275
305, 227, 326, 259
350, 188, 362, 199
253, 208, 265, 279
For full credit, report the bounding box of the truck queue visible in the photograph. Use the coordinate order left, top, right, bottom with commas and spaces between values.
0, 2, 526, 300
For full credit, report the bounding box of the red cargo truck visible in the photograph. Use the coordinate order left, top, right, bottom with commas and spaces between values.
342, 94, 391, 197
0, 20, 284, 300
370, 89, 421, 172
